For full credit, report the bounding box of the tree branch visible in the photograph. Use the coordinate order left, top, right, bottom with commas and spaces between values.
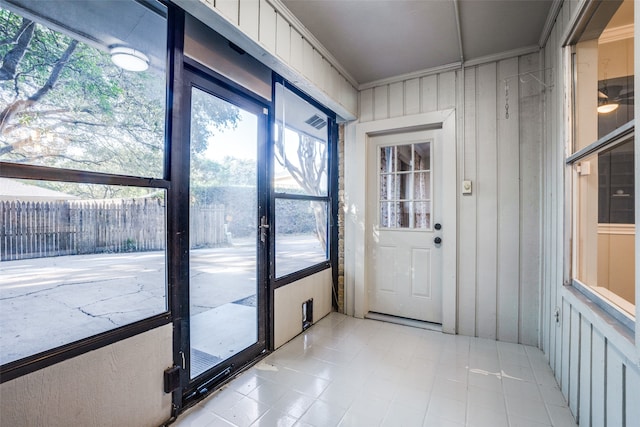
0, 18, 34, 81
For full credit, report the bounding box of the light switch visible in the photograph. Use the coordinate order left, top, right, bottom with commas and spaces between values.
462, 180, 472, 195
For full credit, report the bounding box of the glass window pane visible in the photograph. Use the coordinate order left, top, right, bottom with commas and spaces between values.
399, 172, 411, 200
275, 199, 327, 277
274, 83, 328, 195
574, 142, 635, 315
573, 0, 634, 151
378, 141, 432, 229
379, 173, 396, 201
414, 172, 431, 200
414, 201, 431, 229
0, 179, 167, 364
414, 142, 431, 171
0, 2, 167, 177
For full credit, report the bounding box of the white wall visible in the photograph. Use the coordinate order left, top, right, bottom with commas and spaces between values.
348, 53, 542, 345
0, 325, 173, 427
540, 1, 640, 424
273, 268, 333, 348
172, 0, 358, 121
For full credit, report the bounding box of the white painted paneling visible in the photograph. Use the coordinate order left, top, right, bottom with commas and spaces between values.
458, 67, 478, 337
238, 0, 259, 40
373, 86, 388, 120
518, 52, 542, 346
275, 13, 290, 62
497, 57, 520, 343
627, 365, 640, 426
560, 299, 570, 397
290, 30, 303, 72
476, 62, 499, 340
568, 307, 580, 414
360, 89, 374, 123
179, 0, 359, 119
578, 317, 591, 426
590, 326, 606, 425
606, 346, 624, 427
437, 71, 456, 110
258, 0, 276, 53
355, 53, 542, 344
389, 81, 404, 117
0, 325, 172, 426
216, 0, 239, 24
421, 74, 438, 113
404, 78, 420, 115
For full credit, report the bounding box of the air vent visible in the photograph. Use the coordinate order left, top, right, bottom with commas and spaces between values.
305, 114, 327, 130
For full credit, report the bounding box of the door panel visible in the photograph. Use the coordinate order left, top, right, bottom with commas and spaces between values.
182, 69, 267, 397
368, 130, 442, 323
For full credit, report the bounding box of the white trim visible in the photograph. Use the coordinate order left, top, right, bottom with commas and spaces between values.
349, 110, 457, 334
539, 0, 564, 48
597, 223, 635, 235
463, 45, 540, 68
358, 63, 462, 91
599, 24, 634, 44
267, 0, 358, 88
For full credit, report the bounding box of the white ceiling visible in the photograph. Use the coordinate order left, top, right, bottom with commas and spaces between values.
282, 0, 554, 85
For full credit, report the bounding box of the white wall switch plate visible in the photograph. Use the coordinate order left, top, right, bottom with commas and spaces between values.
462, 180, 472, 195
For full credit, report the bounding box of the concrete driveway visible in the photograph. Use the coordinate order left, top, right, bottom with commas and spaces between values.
0, 235, 324, 366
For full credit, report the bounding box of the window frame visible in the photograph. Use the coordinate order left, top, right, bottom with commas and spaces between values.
0, 0, 177, 383
564, 0, 637, 336
270, 75, 338, 290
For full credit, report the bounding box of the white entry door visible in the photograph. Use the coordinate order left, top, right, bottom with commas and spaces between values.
367, 129, 442, 323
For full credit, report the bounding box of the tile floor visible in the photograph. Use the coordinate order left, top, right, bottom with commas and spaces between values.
174, 313, 577, 427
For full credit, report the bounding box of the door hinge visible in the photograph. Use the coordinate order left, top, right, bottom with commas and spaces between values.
164, 365, 181, 393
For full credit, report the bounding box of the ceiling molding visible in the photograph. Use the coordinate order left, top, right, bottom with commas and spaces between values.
463, 45, 540, 68
358, 62, 462, 90
539, 0, 564, 48
599, 24, 634, 44
268, 0, 359, 87
453, 0, 464, 63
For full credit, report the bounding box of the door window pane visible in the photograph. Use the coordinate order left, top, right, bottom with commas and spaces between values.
188, 88, 258, 378
0, 179, 167, 365
378, 142, 431, 229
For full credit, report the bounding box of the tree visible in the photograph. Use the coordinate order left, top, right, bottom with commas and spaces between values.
274, 130, 328, 250
0, 7, 239, 199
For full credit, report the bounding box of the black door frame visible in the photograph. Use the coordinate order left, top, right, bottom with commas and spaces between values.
173, 59, 271, 412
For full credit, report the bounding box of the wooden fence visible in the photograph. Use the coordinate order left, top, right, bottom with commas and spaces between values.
0, 199, 226, 261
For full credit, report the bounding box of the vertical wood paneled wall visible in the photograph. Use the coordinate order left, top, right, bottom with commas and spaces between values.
176, 0, 358, 119
358, 55, 542, 346
541, 1, 640, 425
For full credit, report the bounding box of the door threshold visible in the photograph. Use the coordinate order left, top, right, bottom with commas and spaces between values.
365, 312, 442, 332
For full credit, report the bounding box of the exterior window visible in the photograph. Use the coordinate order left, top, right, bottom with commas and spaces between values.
273, 82, 333, 279
569, 0, 635, 323
379, 142, 432, 229
0, 1, 168, 367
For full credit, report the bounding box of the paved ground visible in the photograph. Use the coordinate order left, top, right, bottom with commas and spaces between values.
0, 235, 324, 366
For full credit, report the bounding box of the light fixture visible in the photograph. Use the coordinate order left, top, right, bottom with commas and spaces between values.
597, 101, 619, 114
110, 46, 149, 72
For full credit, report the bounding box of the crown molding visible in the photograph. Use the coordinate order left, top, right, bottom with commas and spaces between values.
599, 24, 634, 44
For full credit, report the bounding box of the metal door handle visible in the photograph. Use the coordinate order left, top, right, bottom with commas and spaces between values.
260, 216, 269, 243
434, 237, 442, 244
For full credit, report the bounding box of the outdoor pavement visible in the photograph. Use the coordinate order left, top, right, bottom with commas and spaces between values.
0, 235, 323, 366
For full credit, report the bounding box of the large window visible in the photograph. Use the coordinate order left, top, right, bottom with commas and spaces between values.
569, 0, 635, 325
273, 82, 334, 279
0, 0, 168, 371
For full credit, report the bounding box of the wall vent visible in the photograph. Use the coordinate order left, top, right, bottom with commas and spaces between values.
305, 114, 326, 130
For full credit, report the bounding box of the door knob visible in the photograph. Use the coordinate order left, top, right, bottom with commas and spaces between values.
434, 223, 442, 230
434, 237, 442, 244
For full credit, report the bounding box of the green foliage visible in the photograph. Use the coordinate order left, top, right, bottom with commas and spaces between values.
0, 6, 239, 196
